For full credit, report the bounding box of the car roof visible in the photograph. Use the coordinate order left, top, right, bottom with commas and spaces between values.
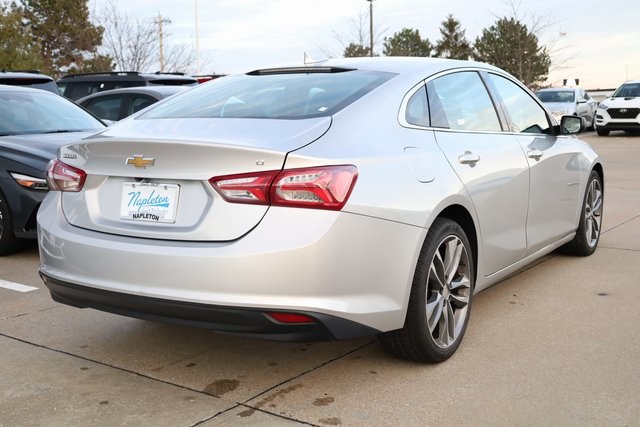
0, 70, 54, 81
57, 71, 197, 83
76, 85, 188, 104
536, 87, 579, 92
250, 57, 504, 80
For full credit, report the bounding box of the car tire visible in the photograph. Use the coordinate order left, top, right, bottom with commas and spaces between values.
588, 114, 596, 131
0, 190, 22, 256
379, 218, 474, 363
560, 170, 603, 256
596, 128, 610, 136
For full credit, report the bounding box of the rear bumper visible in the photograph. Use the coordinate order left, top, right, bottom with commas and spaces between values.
40, 273, 379, 341
38, 192, 425, 336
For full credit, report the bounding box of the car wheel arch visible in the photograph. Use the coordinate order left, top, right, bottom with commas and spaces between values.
432, 204, 479, 282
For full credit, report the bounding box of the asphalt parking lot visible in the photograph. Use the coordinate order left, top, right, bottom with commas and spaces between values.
1, 132, 639, 426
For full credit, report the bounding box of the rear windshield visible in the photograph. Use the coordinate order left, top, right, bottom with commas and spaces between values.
535, 90, 575, 103
612, 83, 640, 98
0, 78, 59, 95
139, 70, 395, 120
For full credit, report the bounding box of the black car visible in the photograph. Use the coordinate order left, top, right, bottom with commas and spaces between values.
0, 70, 59, 94
76, 86, 188, 121
0, 85, 105, 254
57, 71, 198, 101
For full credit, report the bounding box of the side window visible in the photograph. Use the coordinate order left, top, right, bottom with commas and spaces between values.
426, 71, 501, 132
85, 96, 122, 121
488, 74, 551, 134
130, 95, 157, 115
404, 86, 430, 127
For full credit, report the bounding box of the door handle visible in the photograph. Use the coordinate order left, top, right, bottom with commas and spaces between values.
527, 149, 543, 161
458, 151, 480, 167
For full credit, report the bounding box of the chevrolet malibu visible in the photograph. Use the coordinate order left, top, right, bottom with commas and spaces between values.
38, 58, 603, 363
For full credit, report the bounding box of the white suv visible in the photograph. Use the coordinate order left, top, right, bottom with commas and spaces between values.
595, 80, 640, 136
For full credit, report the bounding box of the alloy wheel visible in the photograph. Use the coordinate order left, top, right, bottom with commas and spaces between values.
426, 235, 472, 349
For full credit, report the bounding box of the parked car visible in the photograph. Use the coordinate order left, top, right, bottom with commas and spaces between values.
38, 58, 603, 363
76, 86, 188, 121
57, 71, 198, 101
535, 87, 597, 130
0, 70, 59, 94
0, 85, 105, 254
594, 80, 640, 136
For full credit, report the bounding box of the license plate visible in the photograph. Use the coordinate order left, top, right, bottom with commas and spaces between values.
120, 182, 180, 223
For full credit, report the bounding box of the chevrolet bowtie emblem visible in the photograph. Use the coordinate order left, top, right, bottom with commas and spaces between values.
126, 155, 155, 168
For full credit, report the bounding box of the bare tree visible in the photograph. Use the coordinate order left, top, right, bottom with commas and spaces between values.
321, 8, 387, 58
95, 0, 195, 73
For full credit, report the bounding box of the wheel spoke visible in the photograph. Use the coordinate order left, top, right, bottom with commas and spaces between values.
444, 238, 463, 284
427, 293, 444, 333
429, 259, 446, 291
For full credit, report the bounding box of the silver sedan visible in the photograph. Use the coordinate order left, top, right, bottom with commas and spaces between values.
37, 58, 603, 363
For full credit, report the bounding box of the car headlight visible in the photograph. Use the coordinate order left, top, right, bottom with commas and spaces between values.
598, 102, 609, 110
10, 172, 49, 190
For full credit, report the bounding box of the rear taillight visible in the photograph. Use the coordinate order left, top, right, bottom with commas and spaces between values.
210, 165, 357, 211
209, 171, 278, 205
45, 159, 87, 192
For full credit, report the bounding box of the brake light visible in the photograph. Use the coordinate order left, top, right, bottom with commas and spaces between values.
209, 171, 277, 205
45, 159, 87, 192
210, 165, 357, 210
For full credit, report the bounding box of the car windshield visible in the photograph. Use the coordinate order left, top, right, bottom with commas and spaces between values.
139, 69, 396, 120
611, 83, 640, 98
0, 90, 104, 136
536, 90, 575, 103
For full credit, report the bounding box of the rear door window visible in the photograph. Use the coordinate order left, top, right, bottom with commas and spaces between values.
426, 71, 502, 132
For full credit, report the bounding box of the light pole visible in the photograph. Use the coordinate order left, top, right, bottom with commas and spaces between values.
367, 0, 373, 57
195, 0, 201, 74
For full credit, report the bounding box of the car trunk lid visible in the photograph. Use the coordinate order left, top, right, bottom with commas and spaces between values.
58, 117, 331, 241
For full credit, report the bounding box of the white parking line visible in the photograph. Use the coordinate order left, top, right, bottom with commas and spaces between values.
0, 279, 39, 292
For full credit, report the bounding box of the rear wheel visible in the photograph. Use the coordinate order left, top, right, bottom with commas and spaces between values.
560, 170, 603, 256
0, 190, 21, 255
380, 218, 474, 363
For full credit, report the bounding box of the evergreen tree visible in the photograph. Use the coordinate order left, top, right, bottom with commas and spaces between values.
344, 43, 371, 58
435, 14, 472, 60
383, 28, 432, 57
0, 3, 45, 70
474, 17, 550, 88
19, 0, 112, 77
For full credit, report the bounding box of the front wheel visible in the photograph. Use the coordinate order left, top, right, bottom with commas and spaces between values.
380, 218, 474, 363
560, 170, 603, 256
596, 128, 610, 136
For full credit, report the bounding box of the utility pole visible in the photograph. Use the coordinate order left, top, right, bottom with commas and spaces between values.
194, 0, 200, 74
155, 14, 171, 72
367, 0, 374, 57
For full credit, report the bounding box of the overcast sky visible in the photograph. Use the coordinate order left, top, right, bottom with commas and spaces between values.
88, 0, 639, 89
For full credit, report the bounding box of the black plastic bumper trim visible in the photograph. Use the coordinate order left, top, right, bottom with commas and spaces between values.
40, 273, 380, 342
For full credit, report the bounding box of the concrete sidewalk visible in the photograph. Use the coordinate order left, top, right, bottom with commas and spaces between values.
1, 133, 639, 426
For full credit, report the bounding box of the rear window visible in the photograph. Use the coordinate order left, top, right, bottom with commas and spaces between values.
139, 70, 395, 120
0, 77, 58, 95
536, 90, 575, 103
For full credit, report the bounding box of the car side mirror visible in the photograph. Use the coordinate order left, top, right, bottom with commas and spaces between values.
560, 115, 584, 135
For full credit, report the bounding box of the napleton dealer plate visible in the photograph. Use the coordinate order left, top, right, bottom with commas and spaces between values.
119, 182, 180, 223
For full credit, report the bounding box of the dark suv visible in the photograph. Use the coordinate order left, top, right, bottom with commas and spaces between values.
0, 70, 59, 94
57, 71, 198, 100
